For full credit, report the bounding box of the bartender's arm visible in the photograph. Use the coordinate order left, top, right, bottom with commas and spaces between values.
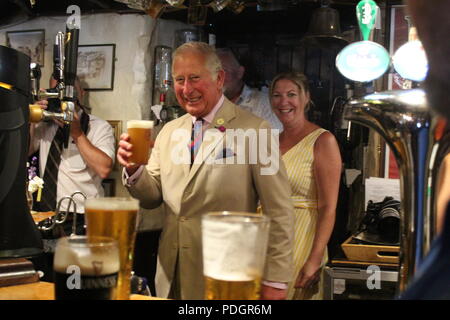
70, 111, 113, 179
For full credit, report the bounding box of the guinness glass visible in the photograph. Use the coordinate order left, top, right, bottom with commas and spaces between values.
54, 236, 119, 300
127, 120, 154, 165
85, 197, 139, 300
202, 212, 270, 300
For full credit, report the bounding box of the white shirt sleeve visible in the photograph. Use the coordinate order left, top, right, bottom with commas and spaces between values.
87, 117, 116, 161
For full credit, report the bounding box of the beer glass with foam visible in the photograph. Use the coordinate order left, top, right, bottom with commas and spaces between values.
54, 235, 120, 300
85, 197, 139, 300
202, 212, 270, 300
127, 120, 154, 165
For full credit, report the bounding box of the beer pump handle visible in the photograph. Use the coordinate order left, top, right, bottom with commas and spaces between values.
62, 123, 71, 149
61, 24, 79, 148
53, 32, 65, 84
63, 25, 79, 96
30, 62, 41, 102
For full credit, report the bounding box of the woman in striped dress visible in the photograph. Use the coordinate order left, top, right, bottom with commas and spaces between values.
269, 72, 342, 299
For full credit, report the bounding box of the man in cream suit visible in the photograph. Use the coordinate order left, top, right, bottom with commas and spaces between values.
118, 42, 294, 300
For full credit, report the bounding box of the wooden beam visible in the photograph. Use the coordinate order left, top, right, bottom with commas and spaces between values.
86, 0, 113, 9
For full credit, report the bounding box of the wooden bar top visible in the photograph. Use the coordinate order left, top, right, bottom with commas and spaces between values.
0, 281, 164, 300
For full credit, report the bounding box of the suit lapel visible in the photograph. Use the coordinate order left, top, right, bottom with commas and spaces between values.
186, 99, 237, 184
176, 115, 192, 180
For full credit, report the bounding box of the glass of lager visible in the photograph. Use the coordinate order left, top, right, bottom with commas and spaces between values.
202, 212, 270, 300
85, 197, 139, 300
54, 235, 120, 300
127, 120, 154, 165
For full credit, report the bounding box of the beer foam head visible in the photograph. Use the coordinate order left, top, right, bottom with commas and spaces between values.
54, 237, 120, 275
127, 120, 154, 129
202, 214, 269, 281
85, 197, 139, 211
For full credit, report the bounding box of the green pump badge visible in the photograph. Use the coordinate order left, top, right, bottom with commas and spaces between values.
336, 0, 390, 82
357, 0, 377, 42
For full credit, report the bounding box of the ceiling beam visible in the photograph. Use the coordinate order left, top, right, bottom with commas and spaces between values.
8, 0, 33, 16
86, 0, 113, 9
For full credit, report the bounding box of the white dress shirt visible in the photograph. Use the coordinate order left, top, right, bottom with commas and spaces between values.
236, 85, 283, 132
32, 114, 115, 212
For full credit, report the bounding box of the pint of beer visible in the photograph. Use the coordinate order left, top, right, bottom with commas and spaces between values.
202, 212, 270, 300
85, 197, 139, 300
127, 120, 154, 165
54, 236, 120, 300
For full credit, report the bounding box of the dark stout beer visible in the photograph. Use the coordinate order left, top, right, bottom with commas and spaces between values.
53, 236, 119, 300
54, 271, 118, 300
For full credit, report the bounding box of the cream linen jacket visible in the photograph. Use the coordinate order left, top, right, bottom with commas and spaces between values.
127, 98, 294, 299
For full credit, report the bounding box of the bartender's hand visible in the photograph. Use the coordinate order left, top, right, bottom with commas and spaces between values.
69, 111, 82, 140
260, 285, 287, 300
117, 133, 140, 175
35, 98, 66, 129
35, 99, 48, 109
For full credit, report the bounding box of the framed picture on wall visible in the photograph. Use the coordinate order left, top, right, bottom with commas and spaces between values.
6, 29, 45, 66
77, 44, 116, 90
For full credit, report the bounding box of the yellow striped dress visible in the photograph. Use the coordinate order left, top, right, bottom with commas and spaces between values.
283, 128, 328, 300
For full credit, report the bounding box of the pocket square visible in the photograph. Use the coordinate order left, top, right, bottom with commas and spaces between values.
215, 148, 236, 160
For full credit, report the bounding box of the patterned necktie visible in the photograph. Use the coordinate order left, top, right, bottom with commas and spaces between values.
190, 118, 203, 165
41, 126, 64, 211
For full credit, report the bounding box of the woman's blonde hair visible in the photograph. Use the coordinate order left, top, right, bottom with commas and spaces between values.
269, 71, 312, 113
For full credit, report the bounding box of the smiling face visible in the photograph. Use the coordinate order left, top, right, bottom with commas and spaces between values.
173, 50, 224, 118
270, 78, 310, 128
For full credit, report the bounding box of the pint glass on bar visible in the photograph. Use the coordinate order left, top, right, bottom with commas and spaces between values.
54, 236, 120, 300
202, 212, 270, 300
127, 120, 154, 165
85, 197, 139, 300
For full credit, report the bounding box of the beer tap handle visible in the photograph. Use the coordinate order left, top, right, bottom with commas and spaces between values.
53, 32, 65, 84
60, 100, 75, 148
62, 124, 71, 149
63, 25, 79, 98
30, 63, 41, 102
62, 23, 79, 148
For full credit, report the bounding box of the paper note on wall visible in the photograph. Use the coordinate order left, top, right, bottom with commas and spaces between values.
365, 177, 401, 209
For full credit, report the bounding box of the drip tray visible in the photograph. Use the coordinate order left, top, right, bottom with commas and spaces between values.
341, 233, 399, 264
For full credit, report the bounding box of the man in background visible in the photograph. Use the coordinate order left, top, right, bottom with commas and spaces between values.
29, 77, 115, 280
216, 47, 283, 131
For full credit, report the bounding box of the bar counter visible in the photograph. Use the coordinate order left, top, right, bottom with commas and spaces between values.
0, 281, 164, 300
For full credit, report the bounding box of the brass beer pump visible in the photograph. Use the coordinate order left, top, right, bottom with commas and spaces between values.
343, 89, 444, 293
29, 22, 80, 149
334, 0, 446, 296
30, 22, 83, 234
